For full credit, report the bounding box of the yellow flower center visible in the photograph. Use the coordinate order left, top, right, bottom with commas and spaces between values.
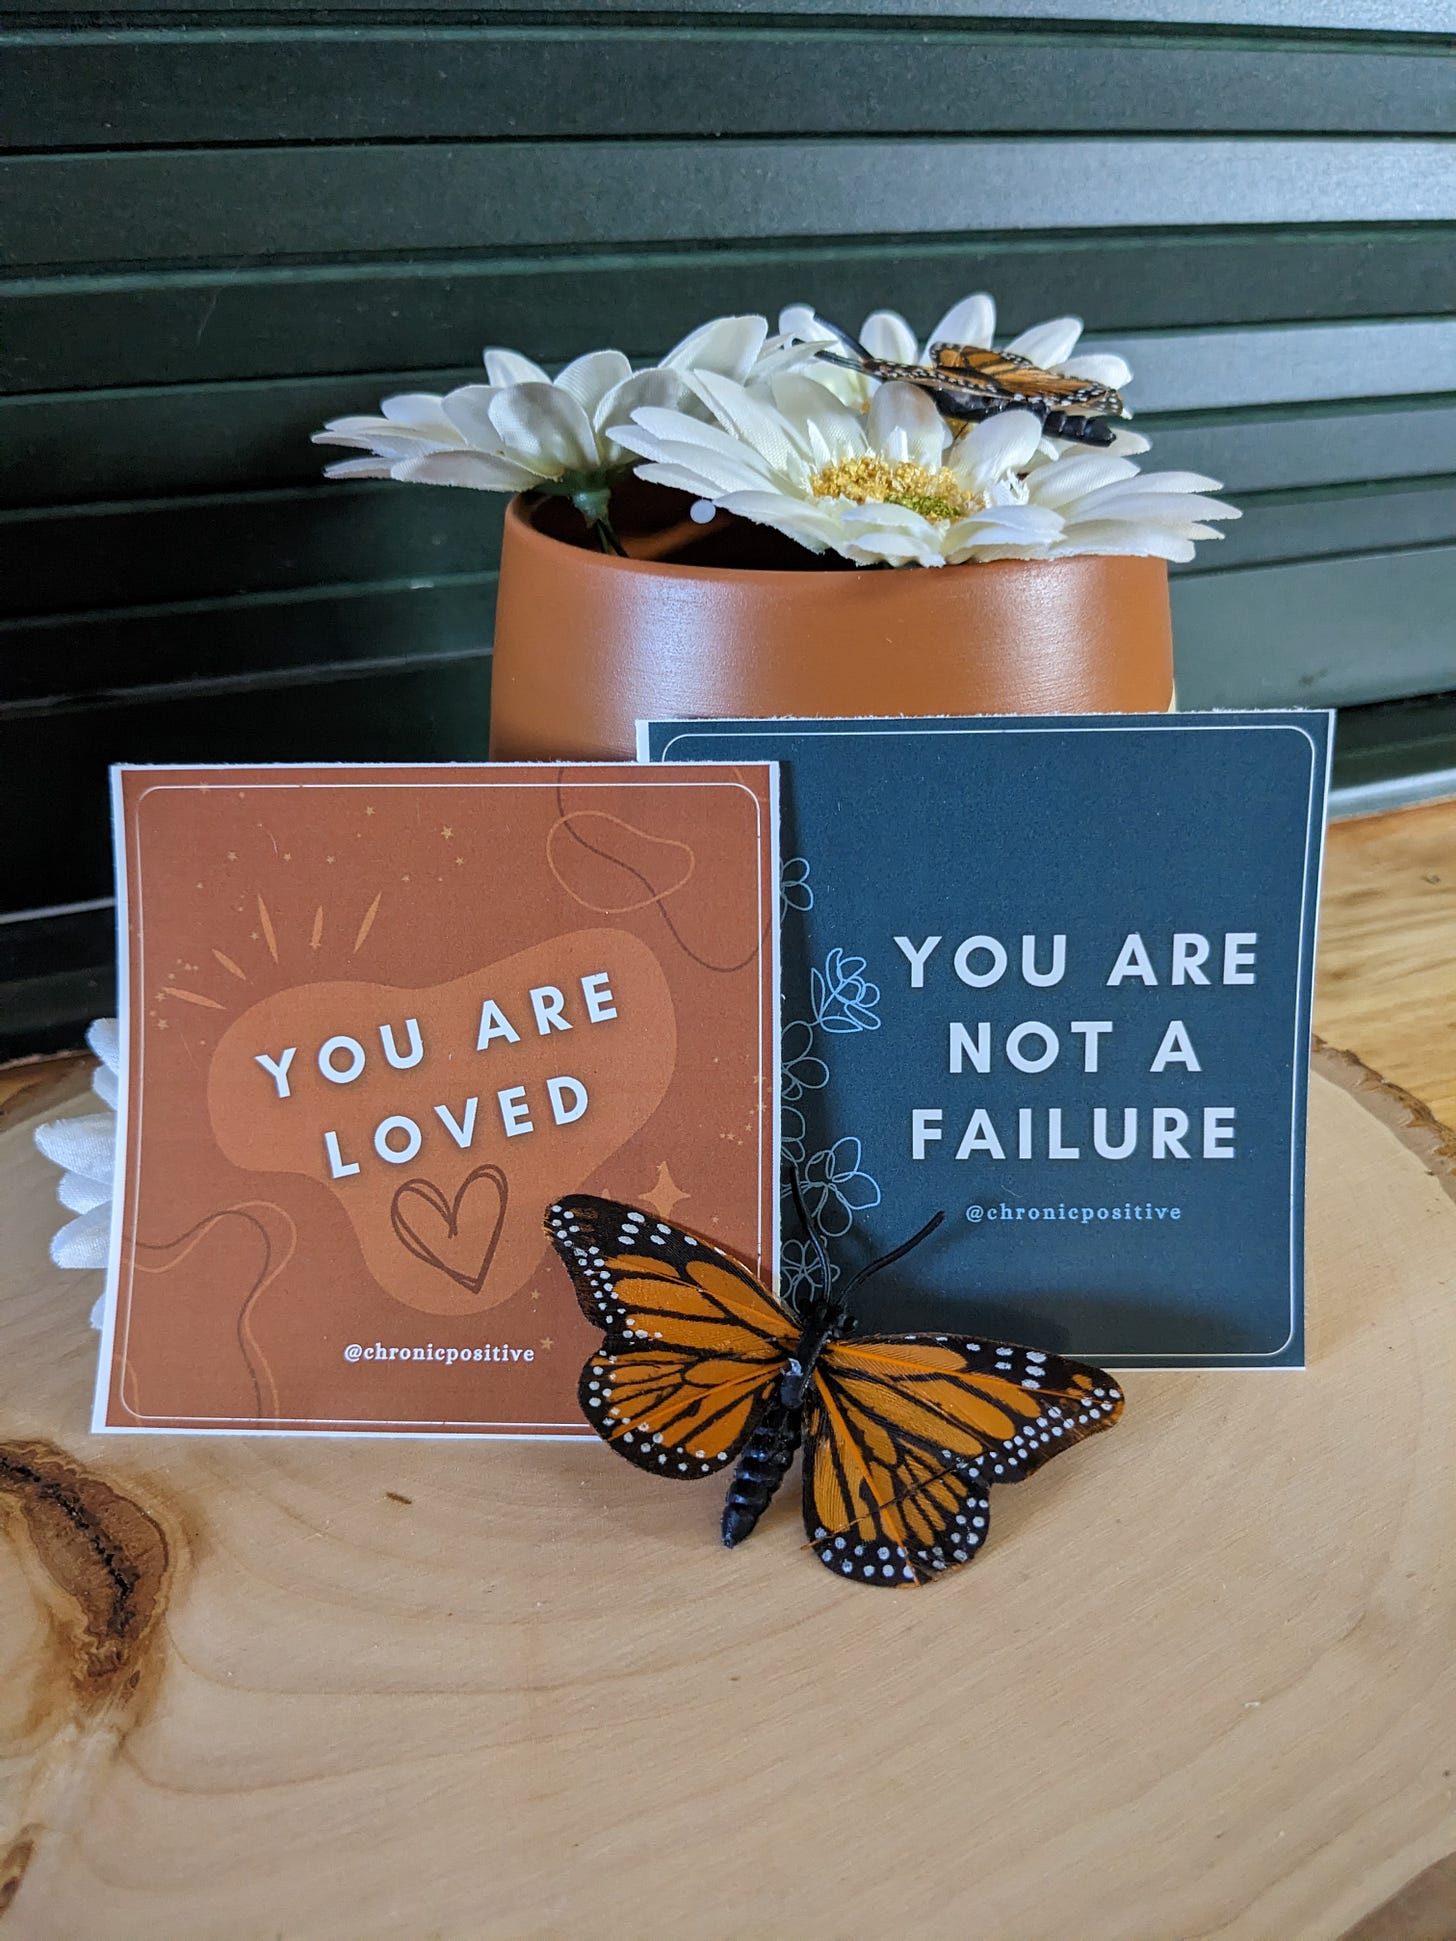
809, 455, 983, 523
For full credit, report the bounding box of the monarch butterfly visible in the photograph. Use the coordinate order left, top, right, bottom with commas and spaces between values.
545, 1188, 1123, 1586
810, 313, 1127, 448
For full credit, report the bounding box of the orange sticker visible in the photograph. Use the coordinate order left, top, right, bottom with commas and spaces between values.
98, 763, 778, 1436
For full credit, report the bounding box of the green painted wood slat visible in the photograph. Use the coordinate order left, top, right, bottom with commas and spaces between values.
6, 28, 1453, 149
6, 365, 1450, 510
7, 475, 1455, 621
0, 656, 496, 917
3, 541, 1452, 721
7, 1, 1453, 26
2, 0, 1453, 991
9, 227, 1452, 396
1, 484, 500, 619
7, 139, 1452, 270
1173, 544, 1456, 708
0, 578, 499, 704
2, 544, 1452, 919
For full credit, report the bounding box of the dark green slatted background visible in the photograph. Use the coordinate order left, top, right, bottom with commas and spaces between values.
3, 1, 1455, 1051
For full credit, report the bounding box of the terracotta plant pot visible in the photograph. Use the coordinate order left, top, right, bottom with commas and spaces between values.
489, 492, 1174, 761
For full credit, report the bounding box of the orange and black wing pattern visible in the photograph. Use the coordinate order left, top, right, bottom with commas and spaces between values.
546, 1196, 796, 1480
803, 1335, 1122, 1586
809, 313, 1125, 442
929, 341, 1124, 417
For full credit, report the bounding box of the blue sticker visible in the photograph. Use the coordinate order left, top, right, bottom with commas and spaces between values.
644, 711, 1332, 1369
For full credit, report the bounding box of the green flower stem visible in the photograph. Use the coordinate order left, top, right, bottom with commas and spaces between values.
565, 479, 625, 555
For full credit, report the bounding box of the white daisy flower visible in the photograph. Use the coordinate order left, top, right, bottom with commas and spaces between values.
612, 374, 1065, 568
777, 291, 1134, 409
612, 375, 1236, 568
35, 1018, 120, 1325
310, 316, 774, 534
313, 346, 697, 538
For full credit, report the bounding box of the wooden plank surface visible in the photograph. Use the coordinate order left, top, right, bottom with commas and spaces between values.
0, 1048, 1452, 1938
2, 796, 1456, 1936
1317, 799, 1456, 1129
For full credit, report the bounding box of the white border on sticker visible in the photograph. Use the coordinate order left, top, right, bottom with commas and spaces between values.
94, 760, 781, 1435
639, 712, 1334, 1370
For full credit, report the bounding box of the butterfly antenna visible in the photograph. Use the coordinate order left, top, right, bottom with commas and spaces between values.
787, 1164, 833, 1306
810, 312, 874, 369
839, 1211, 946, 1300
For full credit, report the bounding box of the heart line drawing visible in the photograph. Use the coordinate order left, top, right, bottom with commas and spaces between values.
390, 1165, 510, 1295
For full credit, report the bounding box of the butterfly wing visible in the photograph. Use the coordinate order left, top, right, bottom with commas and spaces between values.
814, 341, 1121, 442
802, 1335, 1122, 1586
545, 1196, 796, 1479
931, 343, 1125, 416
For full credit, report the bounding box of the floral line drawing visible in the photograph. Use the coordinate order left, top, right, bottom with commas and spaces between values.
812, 946, 881, 1034
782, 1017, 830, 1102
777, 857, 883, 1264
780, 856, 814, 916
799, 1137, 882, 1239
779, 1236, 840, 1308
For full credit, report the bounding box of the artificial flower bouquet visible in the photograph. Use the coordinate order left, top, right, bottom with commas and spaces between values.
312, 295, 1238, 569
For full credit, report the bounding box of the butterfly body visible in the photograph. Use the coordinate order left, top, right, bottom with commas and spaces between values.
546, 1195, 1124, 1587
811, 314, 1126, 448
721, 1299, 845, 1544
721, 1392, 801, 1546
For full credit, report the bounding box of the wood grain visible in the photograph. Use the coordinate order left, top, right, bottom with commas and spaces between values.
3, 796, 1454, 1936
1, 1051, 1454, 1939
1316, 799, 1456, 1128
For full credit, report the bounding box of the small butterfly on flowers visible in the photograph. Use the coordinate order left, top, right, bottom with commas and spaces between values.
810, 312, 1128, 447
545, 1179, 1123, 1586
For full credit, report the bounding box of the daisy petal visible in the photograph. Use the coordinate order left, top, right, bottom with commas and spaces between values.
949, 504, 1064, 547
488, 382, 598, 476
441, 384, 504, 448
716, 491, 840, 554
662, 315, 769, 384
627, 440, 777, 496
1115, 469, 1227, 496
768, 374, 867, 456
394, 450, 545, 491
777, 303, 819, 341
613, 406, 782, 485
952, 410, 1044, 488
593, 367, 691, 459
379, 392, 458, 431
51, 1204, 114, 1272
928, 292, 996, 350
553, 349, 634, 417
35, 1112, 115, 1183
312, 421, 458, 458
598, 367, 689, 421
88, 1018, 120, 1072
322, 456, 395, 480
59, 1169, 111, 1214
1058, 353, 1133, 390
482, 348, 551, 387
860, 310, 918, 363
866, 381, 948, 468
632, 460, 758, 501
1024, 453, 1141, 510
1070, 487, 1239, 523
1004, 316, 1083, 368
1055, 522, 1198, 563
686, 371, 803, 474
